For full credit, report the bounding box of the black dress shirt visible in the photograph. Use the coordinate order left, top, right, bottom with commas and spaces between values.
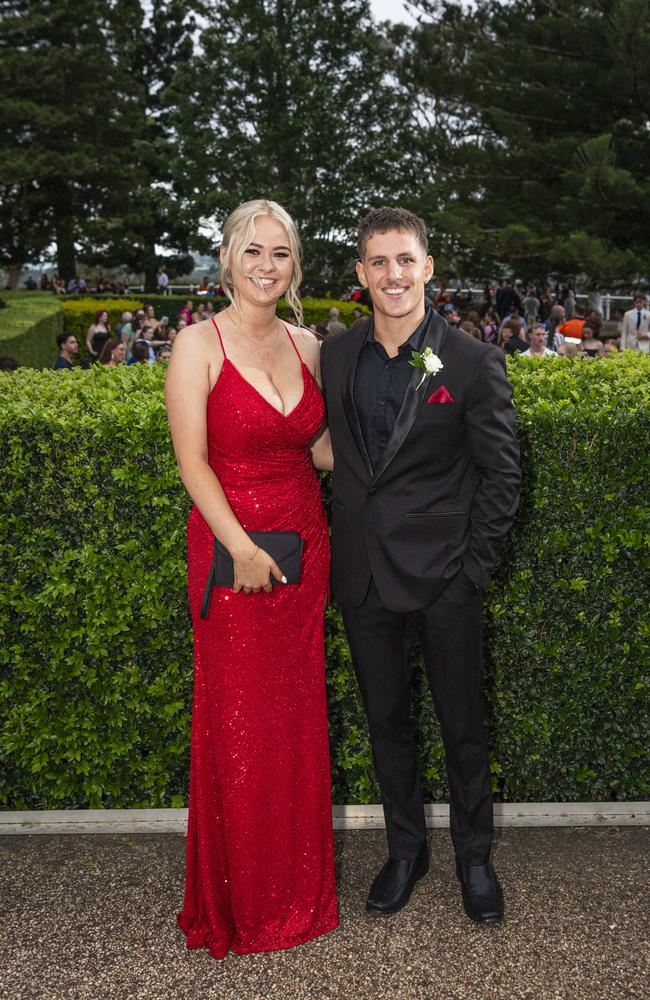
353, 309, 431, 470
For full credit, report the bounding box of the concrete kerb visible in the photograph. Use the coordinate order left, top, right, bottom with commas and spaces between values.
0, 802, 648, 835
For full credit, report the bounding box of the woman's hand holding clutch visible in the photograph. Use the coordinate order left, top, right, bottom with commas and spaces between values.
232, 547, 286, 594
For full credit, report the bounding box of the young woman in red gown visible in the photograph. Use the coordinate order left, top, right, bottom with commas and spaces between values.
166, 200, 339, 959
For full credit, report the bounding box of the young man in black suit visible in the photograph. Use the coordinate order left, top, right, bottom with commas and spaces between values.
320, 207, 521, 924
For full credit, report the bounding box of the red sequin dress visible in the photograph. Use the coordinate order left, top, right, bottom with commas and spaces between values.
177, 321, 339, 959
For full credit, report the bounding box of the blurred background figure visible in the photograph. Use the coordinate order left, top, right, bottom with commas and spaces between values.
54, 331, 79, 370
521, 326, 557, 357
620, 292, 650, 353
327, 307, 346, 336
86, 310, 111, 360
99, 339, 126, 365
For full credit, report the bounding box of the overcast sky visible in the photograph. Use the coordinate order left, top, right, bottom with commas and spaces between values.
370, 0, 418, 24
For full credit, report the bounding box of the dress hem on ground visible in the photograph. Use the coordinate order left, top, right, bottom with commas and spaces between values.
176, 911, 340, 961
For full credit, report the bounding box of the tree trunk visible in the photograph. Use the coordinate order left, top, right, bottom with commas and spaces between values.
144, 266, 159, 294
7, 264, 23, 290
53, 182, 77, 283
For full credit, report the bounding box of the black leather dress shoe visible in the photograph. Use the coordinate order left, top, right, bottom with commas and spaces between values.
456, 860, 504, 923
366, 843, 429, 915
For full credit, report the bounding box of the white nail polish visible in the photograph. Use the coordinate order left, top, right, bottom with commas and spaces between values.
282, 575, 288, 584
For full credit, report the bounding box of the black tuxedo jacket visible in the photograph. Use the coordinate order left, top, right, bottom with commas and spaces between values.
320, 309, 521, 612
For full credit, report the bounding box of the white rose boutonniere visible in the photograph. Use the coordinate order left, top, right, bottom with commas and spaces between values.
409, 346, 444, 390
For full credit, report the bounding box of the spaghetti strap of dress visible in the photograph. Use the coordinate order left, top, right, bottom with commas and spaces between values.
211, 318, 226, 357
283, 323, 304, 363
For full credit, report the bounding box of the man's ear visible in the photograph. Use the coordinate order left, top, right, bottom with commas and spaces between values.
424, 255, 435, 284
355, 259, 367, 288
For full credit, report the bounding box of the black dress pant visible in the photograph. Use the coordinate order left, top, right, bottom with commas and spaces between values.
341, 572, 493, 865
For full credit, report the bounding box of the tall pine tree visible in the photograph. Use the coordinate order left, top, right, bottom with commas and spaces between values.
99, 0, 209, 291
0, 0, 141, 282
402, 0, 650, 284
169, 0, 418, 292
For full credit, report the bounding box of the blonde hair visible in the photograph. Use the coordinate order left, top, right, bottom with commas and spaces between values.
220, 199, 303, 326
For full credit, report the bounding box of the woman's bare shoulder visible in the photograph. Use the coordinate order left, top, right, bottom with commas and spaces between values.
289, 324, 320, 358
174, 318, 219, 350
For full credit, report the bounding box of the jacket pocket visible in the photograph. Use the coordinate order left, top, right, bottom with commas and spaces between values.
404, 510, 466, 518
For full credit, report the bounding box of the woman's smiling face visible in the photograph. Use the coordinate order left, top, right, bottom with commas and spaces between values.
225, 215, 294, 308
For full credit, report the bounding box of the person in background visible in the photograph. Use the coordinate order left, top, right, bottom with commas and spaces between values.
587, 286, 603, 318
192, 302, 207, 325
564, 285, 576, 320
558, 305, 586, 346
167, 327, 178, 347
581, 326, 603, 357
142, 304, 158, 332
620, 292, 650, 353
545, 304, 566, 351
521, 286, 540, 326
128, 341, 151, 364
586, 309, 603, 340
205, 301, 215, 322
178, 299, 193, 326
156, 344, 172, 363
498, 306, 527, 335
441, 303, 461, 327
54, 331, 79, 369
86, 310, 111, 359
496, 278, 520, 318
327, 307, 346, 336
158, 265, 170, 296
116, 311, 134, 351
538, 290, 553, 322
348, 307, 366, 331
610, 307, 623, 338
520, 325, 557, 358
138, 326, 170, 361
99, 339, 126, 366
480, 306, 500, 343
498, 320, 528, 355
602, 338, 620, 356
435, 283, 451, 307
459, 321, 482, 340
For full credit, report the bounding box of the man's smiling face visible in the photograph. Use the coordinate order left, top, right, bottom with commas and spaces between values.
356, 229, 434, 324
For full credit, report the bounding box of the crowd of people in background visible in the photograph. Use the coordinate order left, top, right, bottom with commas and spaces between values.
411, 279, 649, 359
3, 274, 648, 373
44, 281, 650, 371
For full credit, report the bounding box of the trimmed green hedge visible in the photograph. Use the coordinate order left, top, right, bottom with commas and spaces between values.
0, 292, 63, 368
0, 355, 648, 809
60, 299, 146, 349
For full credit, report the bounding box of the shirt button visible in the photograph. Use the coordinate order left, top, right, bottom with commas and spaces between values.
379, 401, 385, 407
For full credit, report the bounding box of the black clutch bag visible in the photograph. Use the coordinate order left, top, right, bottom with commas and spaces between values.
200, 530, 304, 618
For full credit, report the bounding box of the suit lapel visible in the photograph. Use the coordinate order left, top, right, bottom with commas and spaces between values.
371, 310, 449, 486
341, 320, 373, 476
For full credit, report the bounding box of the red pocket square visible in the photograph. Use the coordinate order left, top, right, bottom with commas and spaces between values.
427, 386, 455, 404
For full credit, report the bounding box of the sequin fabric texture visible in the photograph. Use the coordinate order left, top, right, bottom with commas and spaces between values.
177, 326, 339, 959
